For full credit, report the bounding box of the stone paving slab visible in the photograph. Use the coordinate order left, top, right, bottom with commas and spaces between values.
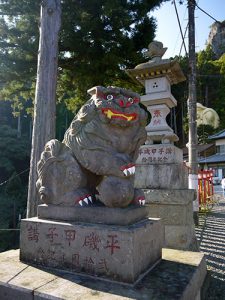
0, 248, 207, 300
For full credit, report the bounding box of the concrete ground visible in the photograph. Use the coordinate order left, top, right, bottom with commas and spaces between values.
0, 248, 206, 300
195, 189, 225, 300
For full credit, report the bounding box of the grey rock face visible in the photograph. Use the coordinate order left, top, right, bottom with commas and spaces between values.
37, 86, 147, 208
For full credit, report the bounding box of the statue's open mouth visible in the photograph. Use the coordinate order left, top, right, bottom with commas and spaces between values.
101, 108, 137, 121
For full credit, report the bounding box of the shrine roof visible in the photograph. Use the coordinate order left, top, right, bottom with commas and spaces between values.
208, 129, 225, 140
199, 153, 225, 164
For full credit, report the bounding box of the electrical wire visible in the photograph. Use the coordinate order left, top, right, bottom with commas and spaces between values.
173, 0, 188, 56
179, 21, 189, 56
177, 0, 221, 57
0, 168, 30, 187
195, 1, 221, 24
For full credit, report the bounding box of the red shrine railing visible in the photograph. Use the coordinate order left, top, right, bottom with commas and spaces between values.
198, 170, 215, 211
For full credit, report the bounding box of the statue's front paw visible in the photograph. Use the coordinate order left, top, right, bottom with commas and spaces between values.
75, 194, 93, 206
132, 196, 145, 206
132, 189, 146, 206
120, 163, 135, 177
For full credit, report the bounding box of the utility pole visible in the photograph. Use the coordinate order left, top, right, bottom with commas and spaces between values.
188, 0, 199, 222
26, 0, 61, 218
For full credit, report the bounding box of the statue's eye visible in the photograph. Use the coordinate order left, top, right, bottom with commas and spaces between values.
107, 94, 113, 100
128, 97, 134, 104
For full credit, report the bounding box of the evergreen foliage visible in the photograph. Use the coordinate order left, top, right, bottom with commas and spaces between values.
197, 46, 225, 130
0, 173, 27, 251
0, 0, 167, 113
0, 124, 30, 179
171, 46, 225, 145
0, 110, 30, 251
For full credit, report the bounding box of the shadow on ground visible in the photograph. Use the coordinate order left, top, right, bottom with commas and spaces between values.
195, 197, 225, 300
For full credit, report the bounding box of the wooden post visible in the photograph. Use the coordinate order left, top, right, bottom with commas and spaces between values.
26, 0, 61, 218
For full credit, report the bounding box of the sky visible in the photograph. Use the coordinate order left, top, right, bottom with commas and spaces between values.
151, 0, 225, 58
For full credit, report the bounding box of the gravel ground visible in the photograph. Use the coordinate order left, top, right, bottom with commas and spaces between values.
195, 195, 225, 300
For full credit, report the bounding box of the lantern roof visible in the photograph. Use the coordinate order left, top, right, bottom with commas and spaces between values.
126, 41, 186, 86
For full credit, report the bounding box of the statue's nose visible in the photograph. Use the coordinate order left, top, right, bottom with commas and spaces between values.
118, 99, 125, 107
118, 99, 131, 108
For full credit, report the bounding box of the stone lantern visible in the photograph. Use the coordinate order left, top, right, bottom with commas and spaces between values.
126, 41, 185, 145
126, 41, 198, 251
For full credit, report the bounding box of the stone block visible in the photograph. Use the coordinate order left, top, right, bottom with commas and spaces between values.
145, 203, 191, 226
141, 91, 177, 108
135, 163, 188, 189
38, 204, 149, 225
145, 77, 171, 94
143, 189, 195, 226
136, 144, 183, 165
144, 189, 196, 204
20, 217, 164, 283
142, 189, 198, 250
146, 104, 172, 133
162, 249, 207, 300
164, 225, 197, 251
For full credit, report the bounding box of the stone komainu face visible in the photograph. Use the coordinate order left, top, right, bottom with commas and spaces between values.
89, 85, 145, 126
37, 86, 147, 208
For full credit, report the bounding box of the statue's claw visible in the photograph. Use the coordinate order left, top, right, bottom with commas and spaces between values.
88, 195, 93, 203
139, 197, 146, 206
120, 163, 135, 176
76, 194, 93, 206
132, 196, 145, 206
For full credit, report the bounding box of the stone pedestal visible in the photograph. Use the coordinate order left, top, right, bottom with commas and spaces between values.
20, 210, 164, 284
135, 144, 188, 189
37, 204, 149, 225
144, 189, 198, 250
135, 144, 198, 250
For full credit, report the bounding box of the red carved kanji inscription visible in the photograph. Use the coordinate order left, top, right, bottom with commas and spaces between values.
104, 234, 120, 255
